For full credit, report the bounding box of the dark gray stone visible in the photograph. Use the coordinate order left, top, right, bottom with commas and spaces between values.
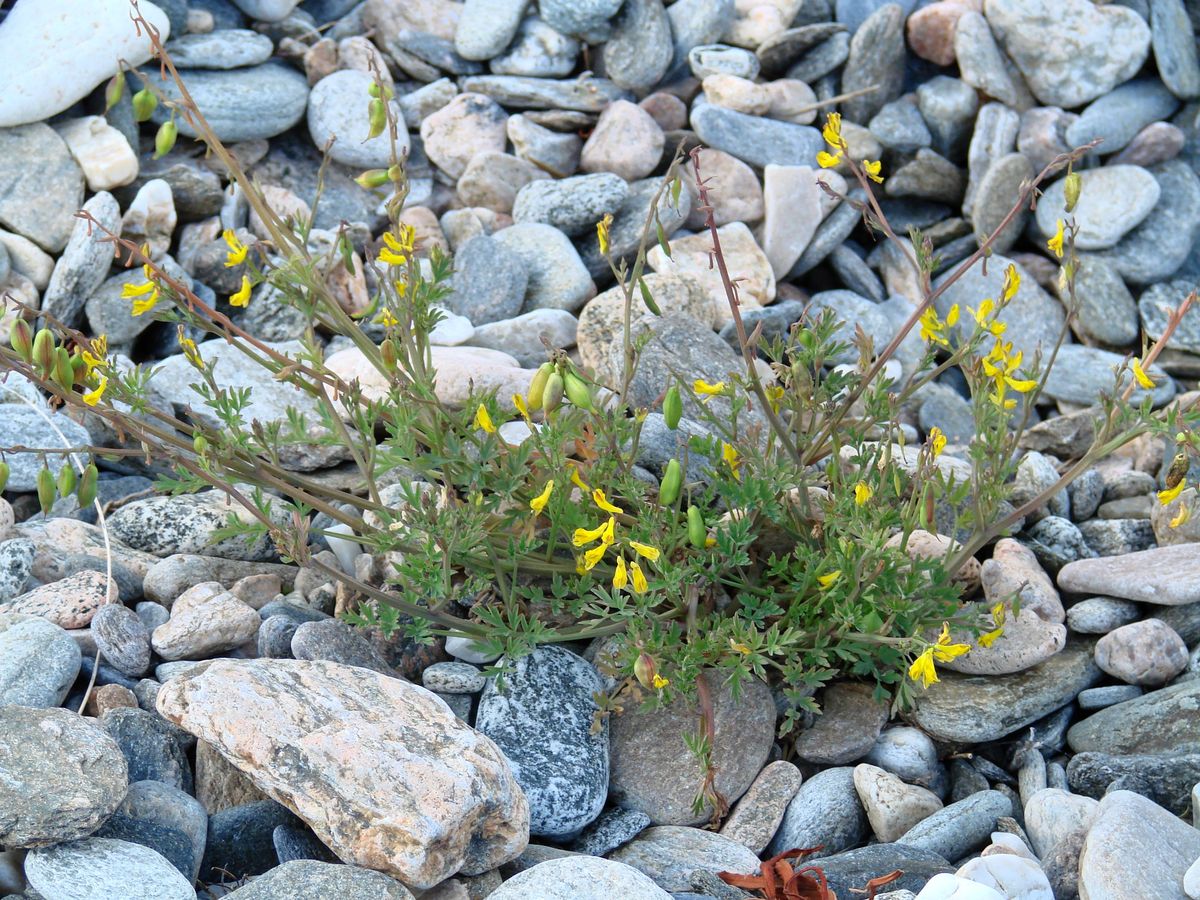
272, 822, 339, 864
290, 619, 394, 675
756, 24, 846, 77
1077, 685, 1144, 709
538, 0, 622, 38
41, 191, 119, 327
666, 0, 736, 80
94, 813, 195, 881
806, 290, 896, 365
807, 844, 952, 897
767, 767, 868, 857
91, 603, 152, 678
1071, 257, 1140, 346
1078, 518, 1157, 556
476, 646, 608, 837
1067, 751, 1200, 814
1068, 680, 1200, 755
490, 17, 580, 78
786, 32, 850, 83
116, 780, 208, 885
602, 0, 672, 93
512, 173, 628, 236
1150, 0, 1200, 99
896, 790, 1013, 860
570, 806, 651, 856
201, 800, 300, 882
257, 614, 298, 658
1042, 345, 1174, 408
869, 99, 932, 152
689, 101, 823, 169
841, 4, 905, 123
1067, 79, 1180, 153
101, 707, 193, 794
1139, 278, 1200, 352
790, 189, 867, 277
916, 76, 979, 160
578, 176, 690, 279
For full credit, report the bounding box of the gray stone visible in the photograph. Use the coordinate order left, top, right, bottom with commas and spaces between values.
108, 490, 286, 562
0, 706, 128, 848
689, 101, 823, 169
25, 838, 194, 900
1077, 684, 1143, 709
164, 29, 274, 68
144, 554, 298, 608
787, 32, 850, 83
475, 647, 608, 837
117, 780, 208, 885
0, 407, 91, 493
0, 612, 80, 708
459, 75, 628, 112
492, 223, 595, 313
0, 123, 84, 252
202, 800, 298, 882
224, 859, 416, 899
1094, 618, 1188, 685
916, 76, 979, 160
103, 707, 193, 793
1087, 160, 1200, 286
864, 726, 946, 795
885, 149, 965, 204
1037, 165, 1160, 250
1151, 0, 1200, 99
0, 536, 34, 602
841, 4, 905, 123
602, 0, 672, 93
508, 114, 582, 177
1139, 278, 1200, 352
468, 308, 577, 368
455, 0, 528, 60
1026, 516, 1094, 573
1068, 679, 1200, 754
93, 813, 195, 882
1078, 791, 1200, 900
806, 844, 953, 898
257, 615, 297, 658
794, 682, 889, 765
489, 856, 671, 900
155, 64, 309, 142
1069, 258, 1140, 346
690, 44, 761, 80
307, 69, 407, 169
570, 806, 651, 856
490, 17, 580, 78
1067, 79, 1180, 155
756, 24, 845, 76
768, 767, 868, 857
578, 176, 690, 278
272, 822, 339, 864
829, 243, 885, 301
610, 827, 761, 893
807, 290, 896, 365
869, 100, 932, 152
610, 671, 775, 827
1041, 345, 1174, 408
86, 262, 189, 346
964, 103, 1020, 216
422, 661, 486, 694
954, 12, 1026, 109
1067, 752, 1200, 815
41, 191, 119, 327
91, 602, 152, 677
1078, 518, 1157, 556
666, 0, 736, 81
719, 760, 804, 854
1066, 597, 1141, 634
971, 153, 1032, 254
538, 0, 623, 38
512, 173, 628, 236
1112, 121, 1186, 167
290, 619, 394, 675
790, 189, 866, 276
1059, 543, 1200, 605
445, 234, 528, 325
895, 790, 1013, 860
910, 640, 1102, 743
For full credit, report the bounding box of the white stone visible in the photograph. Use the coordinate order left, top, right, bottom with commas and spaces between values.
0, 1, 171, 128
445, 635, 502, 664
429, 307, 476, 345
914, 873, 1005, 900
760, 164, 823, 278
0, 230, 54, 290
982, 832, 1039, 861
1184, 856, 1200, 900
1023, 788, 1098, 858
853, 764, 943, 842
324, 522, 362, 575
54, 117, 138, 192
26, 838, 194, 900
955, 854, 1053, 900
121, 179, 177, 259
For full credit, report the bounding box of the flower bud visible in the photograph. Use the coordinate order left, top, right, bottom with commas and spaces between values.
104, 71, 126, 113
0, 461, 9, 493
131, 87, 157, 122
77, 463, 98, 508
32, 328, 55, 374
36, 466, 56, 515
355, 168, 391, 189
367, 97, 387, 140
9, 319, 33, 362
633, 652, 657, 690
193, 434, 209, 456
56, 464, 76, 498
662, 386, 682, 429
154, 120, 177, 159
387, 163, 404, 183
1063, 171, 1082, 213
367, 81, 394, 100
1166, 450, 1189, 489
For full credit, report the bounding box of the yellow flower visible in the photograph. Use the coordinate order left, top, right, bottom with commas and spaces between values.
1047, 219, 1065, 259
977, 628, 1004, 648
573, 517, 614, 547
862, 159, 884, 183
81, 375, 107, 406
730, 638, 751, 654
375, 307, 399, 328
722, 441, 740, 478
693, 379, 726, 400
582, 540, 609, 570
597, 213, 612, 255
593, 489, 623, 515
229, 275, 252, 308
1170, 503, 1192, 528
928, 426, 947, 458
474, 403, 495, 433
931, 622, 971, 662
629, 540, 660, 562
817, 570, 841, 589
513, 393, 530, 422
122, 278, 160, 317
179, 335, 201, 367
652, 673, 669, 689
817, 149, 843, 169
919, 307, 950, 346
991, 602, 1007, 628
1159, 479, 1187, 505
977, 602, 1006, 648
908, 649, 939, 688
854, 482, 872, 506
822, 112, 846, 151
569, 466, 590, 493
1131, 357, 1157, 390
1000, 264, 1020, 304
613, 554, 628, 590
81, 334, 108, 374
223, 229, 248, 267
530, 481, 553, 514
629, 560, 648, 593
377, 227, 415, 266
983, 339, 1037, 408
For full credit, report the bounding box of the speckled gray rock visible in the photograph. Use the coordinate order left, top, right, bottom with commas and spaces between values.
102, 707, 193, 793
1067, 79, 1179, 156
467, 308, 577, 368
690, 101, 823, 169
666, 0, 735, 80
117, 780, 208, 885
422, 661, 486, 694
155, 63, 310, 142
1041, 345, 1174, 408
895, 790, 1012, 860
538, 0, 623, 38
970, 152, 1032, 254
223, 859, 416, 899
793, 682, 889, 765
0, 123, 84, 252
257, 614, 298, 658
163, 29, 274, 69
610, 826, 761, 892
290, 619, 394, 676
0, 705, 128, 848
445, 233, 528, 325
492, 222, 595, 313
1069, 257, 1140, 346
93, 813, 195, 881
602, 0, 672, 93
1139, 278, 1200, 352
512, 173, 628, 236
201, 799, 298, 882
841, 4, 905, 123
272, 822, 339, 864
455, 0, 529, 60
489, 856, 671, 900
476, 647, 607, 837
1068, 679, 1200, 754
491, 17, 580, 77
91, 602, 152, 678
307, 69, 408, 169
1066, 597, 1140, 634
40, 190, 119, 327
1067, 752, 1200, 815
460, 74, 628, 112
0, 537, 34, 601
26, 837, 195, 900
0, 612, 80, 708
719, 760, 803, 854
108, 489, 286, 562
570, 806, 651, 856
806, 844, 953, 898
1150, 0, 1200, 99
768, 766, 869, 859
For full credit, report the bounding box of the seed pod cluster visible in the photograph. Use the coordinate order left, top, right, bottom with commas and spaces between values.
525, 360, 595, 414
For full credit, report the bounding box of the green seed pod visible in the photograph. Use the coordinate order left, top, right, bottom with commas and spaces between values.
562, 371, 594, 411
367, 97, 387, 140
153, 120, 177, 159
193, 434, 209, 456
9, 319, 33, 361
527, 362, 554, 412
380, 338, 397, 368
52, 347, 74, 392
77, 463, 98, 508
1064, 171, 1082, 214
56, 464, 76, 498
32, 328, 55, 374
663, 386, 682, 429
541, 372, 564, 414
104, 71, 126, 112
0, 461, 9, 493
658, 458, 682, 506
1166, 450, 1190, 489
687, 504, 706, 549
387, 163, 404, 183
354, 168, 391, 189
131, 87, 157, 122
36, 466, 56, 515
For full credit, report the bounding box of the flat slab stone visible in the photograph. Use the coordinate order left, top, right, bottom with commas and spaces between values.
1058, 543, 1200, 604
1067, 680, 1200, 755
25, 837, 194, 900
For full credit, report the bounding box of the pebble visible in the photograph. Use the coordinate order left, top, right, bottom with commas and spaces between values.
459, 152, 549, 214
102, 706, 194, 793
1111, 121, 1186, 167
760, 164, 823, 277
290, 618, 395, 674
0, 705, 128, 848
1078, 518, 1157, 557
152, 589, 261, 661
1066, 78, 1180, 155
719, 760, 804, 853
156, 63, 310, 142
854, 764, 944, 843
226, 859, 417, 898
602, 0, 673, 93
0, 611, 80, 708
1066, 597, 1141, 635
1058, 543, 1200, 605
1068, 257, 1140, 346
512, 173, 628, 236
489, 856, 671, 900
609, 826, 761, 893
794, 682, 889, 764
1094, 619, 1189, 686
1078, 791, 1200, 899
421, 93, 509, 180
841, 4, 905, 123
1150, 0, 1200, 100
157, 659, 528, 889
307, 69, 408, 168
1068, 679, 1200, 755
1139, 278, 1200, 353
460, 74, 626, 112
896, 790, 1013, 861
768, 766, 868, 857
445, 234, 528, 325
814, 845, 952, 897
1036, 166, 1160, 251
56, 116, 138, 193
570, 806, 651, 856
468, 308, 577, 367
1041, 345, 1174, 408
7, 570, 116, 629
91, 602, 152, 677
690, 101, 823, 169
491, 17, 580, 77
508, 114, 582, 176
609, 671, 775, 826
492, 222, 595, 313
954, 12, 1025, 110
422, 660, 486, 694
117, 779, 208, 884
25, 837, 195, 900
1067, 752, 1200, 815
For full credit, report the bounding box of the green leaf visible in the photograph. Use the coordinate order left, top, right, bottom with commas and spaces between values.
670, 176, 682, 209
655, 218, 671, 259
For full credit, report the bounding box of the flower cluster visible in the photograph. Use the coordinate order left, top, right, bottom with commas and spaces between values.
907, 623, 971, 688
816, 113, 883, 183
570, 489, 660, 593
